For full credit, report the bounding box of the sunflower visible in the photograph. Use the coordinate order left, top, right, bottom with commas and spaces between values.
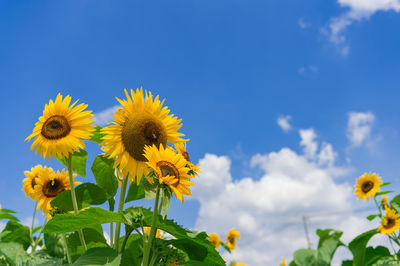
23, 165, 54, 200
34, 169, 81, 215
382, 195, 389, 209
281, 258, 286, 266
354, 172, 382, 200
226, 228, 240, 250
100, 88, 187, 184
174, 143, 200, 176
208, 233, 220, 249
143, 226, 163, 239
25, 93, 95, 160
378, 207, 400, 235
143, 144, 193, 203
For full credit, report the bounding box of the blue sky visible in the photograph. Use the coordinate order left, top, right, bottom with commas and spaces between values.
1, 0, 400, 264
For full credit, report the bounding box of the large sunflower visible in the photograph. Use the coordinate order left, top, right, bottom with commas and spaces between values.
34, 169, 80, 215
143, 144, 193, 203
378, 207, 400, 235
174, 143, 200, 176
101, 88, 186, 184
354, 172, 382, 200
25, 93, 95, 160
23, 165, 54, 200
208, 233, 220, 249
226, 228, 240, 250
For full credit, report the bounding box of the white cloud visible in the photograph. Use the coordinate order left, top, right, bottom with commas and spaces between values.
298, 18, 311, 29
93, 105, 121, 126
299, 128, 318, 159
277, 115, 292, 132
298, 65, 319, 77
324, 0, 400, 55
347, 111, 375, 147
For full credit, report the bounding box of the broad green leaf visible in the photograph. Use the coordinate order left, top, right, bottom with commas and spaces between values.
120, 234, 143, 266
348, 229, 378, 266
125, 181, 145, 203
0, 213, 19, 221
58, 149, 88, 177
72, 247, 121, 266
44, 233, 65, 258
341, 260, 353, 266
375, 191, 394, 196
0, 208, 17, 214
91, 155, 119, 197
373, 256, 400, 265
293, 249, 319, 266
88, 126, 105, 144
43, 207, 127, 234
367, 214, 379, 221
390, 195, 400, 213
0, 242, 29, 265
316, 229, 344, 265
51, 183, 109, 212
165, 239, 207, 261
316, 229, 343, 249
22, 250, 63, 266
364, 246, 390, 266
0, 220, 31, 250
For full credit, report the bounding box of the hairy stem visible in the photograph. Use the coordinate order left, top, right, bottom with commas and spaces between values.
142, 186, 160, 266
114, 176, 128, 251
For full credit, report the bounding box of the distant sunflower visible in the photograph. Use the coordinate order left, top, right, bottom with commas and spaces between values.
174, 143, 200, 176
354, 172, 382, 200
101, 88, 186, 184
226, 228, 240, 250
382, 195, 389, 209
143, 226, 163, 239
208, 233, 220, 249
23, 165, 54, 200
378, 207, 400, 235
144, 144, 193, 203
25, 93, 95, 160
281, 258, 286, 266
34, 169, 80, 215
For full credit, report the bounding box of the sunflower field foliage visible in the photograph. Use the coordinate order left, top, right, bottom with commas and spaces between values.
288, 172, 400, 266
0, 89, 245, 265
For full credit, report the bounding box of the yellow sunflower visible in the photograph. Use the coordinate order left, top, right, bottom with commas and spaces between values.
354, 172, 382, 200
174, 143, 200, 176
23, 165, 54, 200
281, 258, 286, 266
208, 233, 220, 249
143, 226, 163, 239
100, 88, 187, 184
25, 93, 95, 160
226, 228, 240, 250
143, 144, 193, 203
382, 195, 389, 209
34, 169, 81, 215
378, 207, 400, 235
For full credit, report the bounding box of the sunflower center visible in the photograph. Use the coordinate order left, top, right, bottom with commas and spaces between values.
121, 113, 167, 161
361, 181, 374, 193
41, 115, 71, 140
384, 218, 396, 229
42, 179, 66, 198
228, 235, 236, 244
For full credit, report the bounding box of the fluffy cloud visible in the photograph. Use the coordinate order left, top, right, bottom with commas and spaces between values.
277, 115, 292, 132
347, 111, 375, 147
191, 130, 378, 265
324, 0, 400, 55
93, 105, 121, 126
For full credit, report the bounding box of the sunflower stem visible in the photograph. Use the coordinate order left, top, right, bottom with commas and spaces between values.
114, 176, 128, 251
66, 155, 87, 251
142, 186, 161, 266
374, 196, 383, 217
30, 201, 38, 251
61, 233, 72, 264
109, 199, 115, 247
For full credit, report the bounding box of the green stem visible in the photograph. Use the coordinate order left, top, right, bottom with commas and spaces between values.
30, 202, 38, 252
142, 186, 161, 266
121, 227, 134, 254
114, 176, 128, 251
61, 234, 72, 264
374, 197, 383, 216
66, 155, 87, 251
109, 199, 115, 247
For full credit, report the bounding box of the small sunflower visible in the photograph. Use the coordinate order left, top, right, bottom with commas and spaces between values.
281, 258, 286, 266
354, 172, 382, 200
25, 93, 95, 160
174, 143, 200, 176
34, 169, 80, 215
226, 228, 240, 250
143, 144, 193, 203
143, 226, 163, 239
101, 88, 187, 184
382, 195, 389, 209
23, 165, 54, 200
208, 233, 220, 249
378, 207, 400, 235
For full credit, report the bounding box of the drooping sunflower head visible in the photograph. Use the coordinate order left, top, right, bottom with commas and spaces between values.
226, 228, 240, 250
23, 165, 54, 200
174, 143, 200, 177
354, 172, 382, 200
34, 169, 80, 215
208, 233, 220, 249
25, 94, 95, 160
378, 207, 400, 235
143, 144, 193, 203
101, 88, 187, 184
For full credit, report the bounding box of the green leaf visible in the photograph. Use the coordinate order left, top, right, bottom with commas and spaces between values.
88, 126, 105, 144
0, 242, 29, 265
381, 182, 392, 187
23, 250, 64, 266
341, 260, 353, 266
161, 189, 171, 218
373, 256, 400, 265
120, 234, 143, 266
0, 213, 19, 222
43, 233, 65, 258
390, 195, 400, 213
51, 183, 109, 212
165, 238, 208, 261
348, 229, 378, 266
125, 181, 145, 203
375, 191, 394, 196
91, 155, 119, 197
364, 246, 390, 265
72, 247, 121, 266
293, 249, 319, 266
220, 242, 231, 253
367, 214, 379, 221
0, 220, 31, 250
58, 149, 88, 177
43, 207, 127, 234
